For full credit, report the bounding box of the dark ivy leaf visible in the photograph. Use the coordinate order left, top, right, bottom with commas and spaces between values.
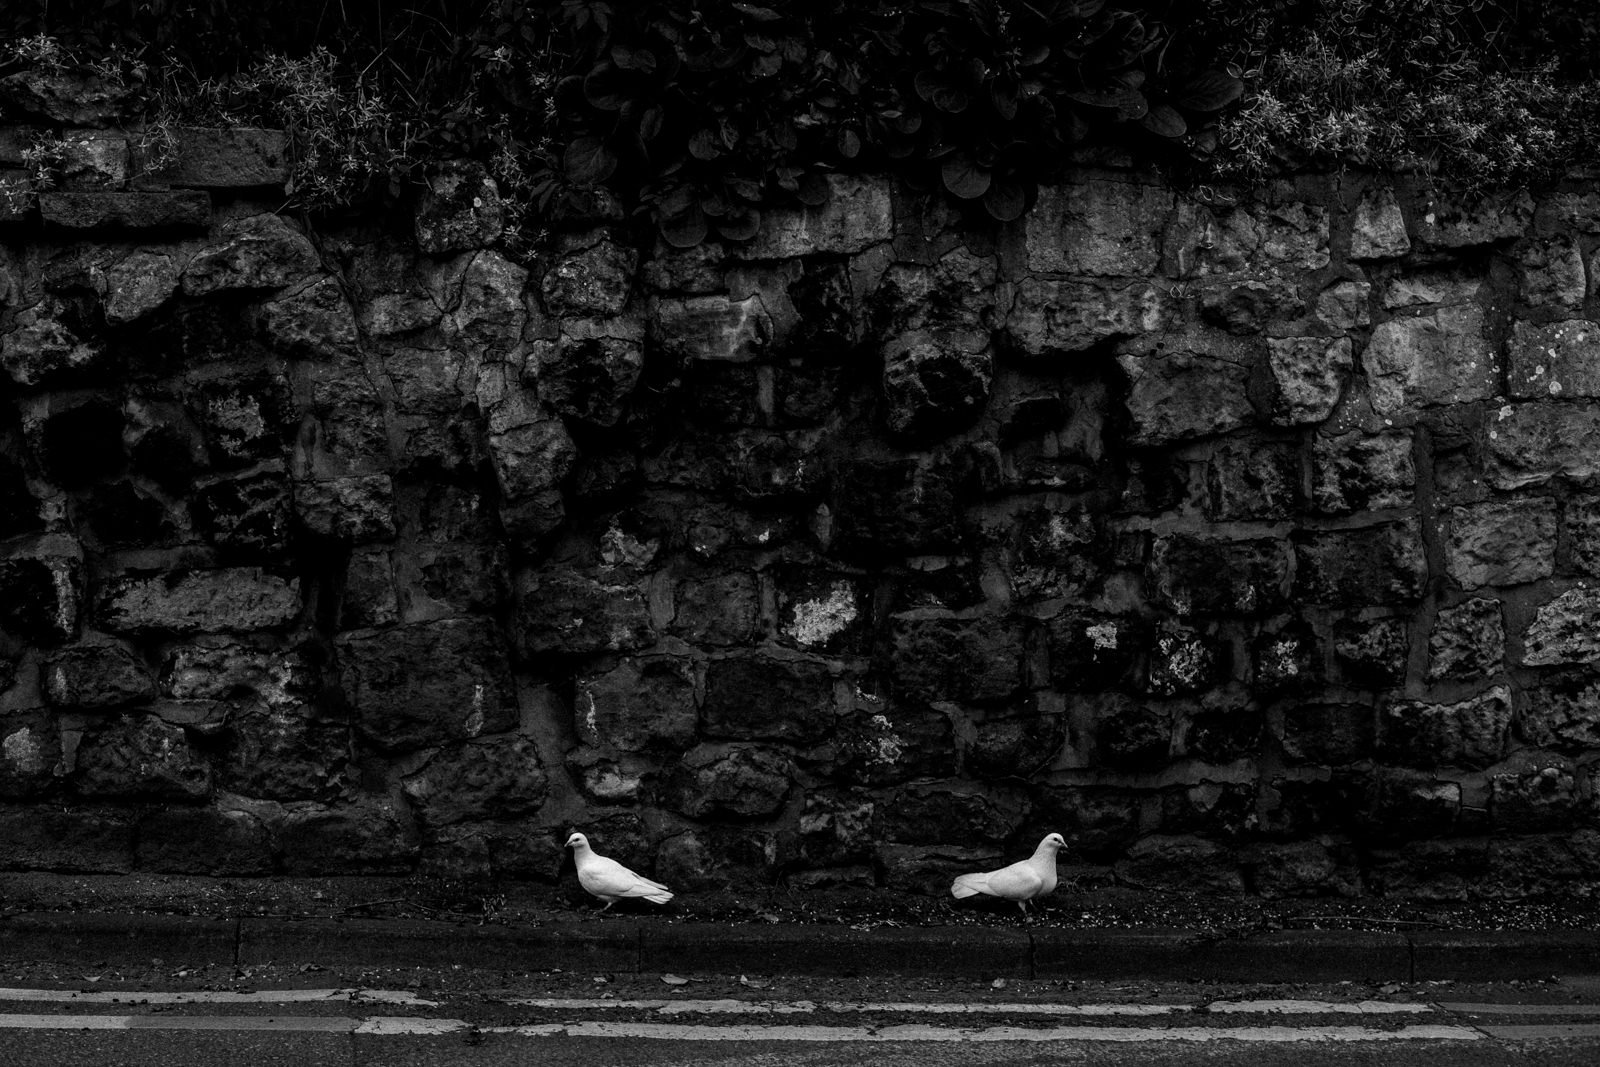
660, 202, 709, 248
610, 44, 657, 72
732, 2, 781, 21
941, 152, 991, 199
716, 209, 762, 242
563, 135, 618, 184
838, 127, 862, 158
689, 128, 723, 160
982, 180, 1026, 221
1173, 70, 1246, 112
582, 62, 631, 111
797, 172, 831, 206
1140, 103, 1186, 138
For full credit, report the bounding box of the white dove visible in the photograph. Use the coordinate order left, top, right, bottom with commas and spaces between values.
950, 832, 1067, 915
565, 831, 674, 910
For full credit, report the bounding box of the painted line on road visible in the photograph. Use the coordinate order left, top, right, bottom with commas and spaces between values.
1441, 1002, 1600, 1016
0, 987, 438, 1007
0, 1012, 1490, 1042
485, 1021, 1485, 1043
1206, 999, 1432, 1015
1479, 1023, 1600, 1040
506, 997, 1191, 1016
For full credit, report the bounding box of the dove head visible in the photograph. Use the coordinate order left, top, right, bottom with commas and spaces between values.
1039, 832, 1067, 853
564, 831, 589, 851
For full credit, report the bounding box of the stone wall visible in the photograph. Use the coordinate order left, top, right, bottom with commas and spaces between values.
4, 81, 1600, 900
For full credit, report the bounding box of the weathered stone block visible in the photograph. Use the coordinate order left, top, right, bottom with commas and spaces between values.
1520, 672, 1600, 750
401, 736, 547, 828
145, 127, 288, 187
1362, 304, 1497, 414
1413, 191, 1533, 249
1266, 336, 1351, 425
74, 715, 212, 799
797, 791, 875, 867
1253, 622, 1319, 693
393, 542, 508, 622
294, 475, 396, 543
776, 573, 868, 653
1487, 402, 1600, 489
1334, 616, 1410, 688
336, 617, 517, 751
1568, 496, 1600, 577
191, 471, 291, 554
1310, 430, 1414, 513
0, 298, 106, 386
1312, 279, 1372, 332
280, 797, 418, 874
0, 548, 82, 645
1508, 320, 1600, 399
1443, 497, 1556, 589
1203, 437, 1299, 520
1047, 613, 1142, 691
830, 455, 963, 559
100, 248, 180, 323
98, 568, 301, 635
1515, 236, 1586, 309
1281, 703, 1375, 765
881, 330, 993, 440
575, 656, 698, 752
1379, 685, 1512, 769
0, 806, 133, 872
1181, 708, 1262, 764
182, 214, 319, 294
413, 160, 503, 253
1027, 178, 1173, 275
1427, 597, 1505, 682
1491, 754, 1580, 833
889, 613, 1024, 704
670, 570, 758, 646
43, 641, 153, 709
223, 702, 349, 801
529, 321, 645, 427
831, 703, 957, 785
703, 652, 835, 744
966, 713, 1066, 780
876, 782, 1023, 846
1146, 626, 1224, 697
1294, 520, 1426, 606
666, 744, 793, 819
39, 189, 210, 231
1005, 276, 1170, 356
1096, 696, 1171, 769
190, 369, 297, 468
652, 293, 770, 362
0, 70, 133, 124
1350, 186, 1410, 260
259, 276, 359, 359
739, 173, 891, 258
1148, 534, 1290, 615
138, 807, 273, 874
0, 714, 60, 799
1199, 276, 1301, 334
542, 235, 636, 316
1523, 586, 1600, 667
515, 568, 652, 656
1116, 835, 1244, 893
1116, 342, 1255, 445
1381, 271, 1482, 310
1343, 770, 1463, 842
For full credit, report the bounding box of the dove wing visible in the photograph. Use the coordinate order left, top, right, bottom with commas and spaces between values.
581, 854, 671, 899
980, 858, 1046, 901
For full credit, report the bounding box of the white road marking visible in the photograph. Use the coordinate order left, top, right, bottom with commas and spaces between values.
507, 997, 820, 1014
486, 1021, 1485, 1043
0, 1013, 357, 1032
1441, 1002, 1600, 1016
0, 987, 438, 1006
821, 1001, 1189, 1016
355, 1017, 474, 1035
1206, 999, 1433, 1015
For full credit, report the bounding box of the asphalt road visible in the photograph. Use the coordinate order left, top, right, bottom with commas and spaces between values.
5, 960, 1600, 1065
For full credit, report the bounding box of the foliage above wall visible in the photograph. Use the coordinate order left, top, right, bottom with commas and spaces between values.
1, 0, 1597, 248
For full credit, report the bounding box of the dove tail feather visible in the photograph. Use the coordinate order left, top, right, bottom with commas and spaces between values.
641, 890, 674, 904
950, 873, 990, 899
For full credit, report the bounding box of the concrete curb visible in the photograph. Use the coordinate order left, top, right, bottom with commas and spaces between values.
4, 912, 1600, 981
